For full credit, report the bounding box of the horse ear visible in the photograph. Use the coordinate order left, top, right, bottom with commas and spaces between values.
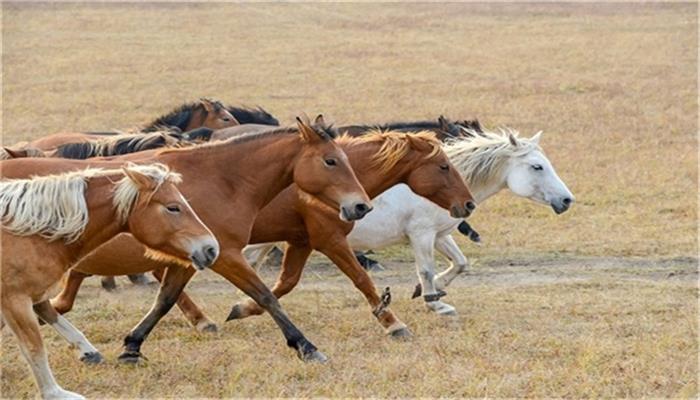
200, 98, 214, 113
438, 115, 450, 131
406, 134, 433, 152
530, 131, 542, 145
122, 163, 158, 191
296, 114, 320, 142
3, 147, 29, 158
508, 133, 519, 147
314, 114, 326, 126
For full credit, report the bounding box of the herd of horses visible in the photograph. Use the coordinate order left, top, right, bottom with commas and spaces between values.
1, 98, 574, 399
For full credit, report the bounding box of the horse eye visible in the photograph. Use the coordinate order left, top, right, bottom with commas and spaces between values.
532, 164, 543, 171
221, 117, 231, 122
440, 164, 449, 171
165, 204, 181, 213
324, 158, 337, 167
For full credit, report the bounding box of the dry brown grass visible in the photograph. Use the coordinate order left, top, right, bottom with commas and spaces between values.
1, 2, 698, 398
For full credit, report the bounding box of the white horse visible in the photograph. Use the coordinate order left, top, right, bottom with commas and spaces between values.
244, 128, 574, 315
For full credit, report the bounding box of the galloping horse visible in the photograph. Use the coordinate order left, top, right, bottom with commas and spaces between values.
7, 115, 372, 363
1, 163, 218, 400
9, 98, 238, 152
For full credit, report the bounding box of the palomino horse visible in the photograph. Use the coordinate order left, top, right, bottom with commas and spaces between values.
248, 128, 574, 315
8, 115, 371, 363
1, 163, 218, 400
11, 98, 238, 152
50, 130, 476, 343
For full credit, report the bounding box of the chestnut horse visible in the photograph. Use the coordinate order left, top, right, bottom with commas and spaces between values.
1, 163, 218, 400
11, 98, 238, 152
50, 130, 476, 346
3, 115, 371, 363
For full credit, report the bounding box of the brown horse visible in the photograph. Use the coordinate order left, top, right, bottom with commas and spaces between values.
51, 130, 476, 347
1, 163, 218, 400
13, 98, 237, 152
3, 115, 371, 363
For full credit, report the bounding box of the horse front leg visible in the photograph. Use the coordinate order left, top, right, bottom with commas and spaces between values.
50, 269, 89, 315
409, 233, 457, 316
33, 300, 102, 365
320, 239, 411, 338
118, 264, 196, 364
211, 249, 326, 363
149, 267, 217, 333
227, 243, 311, 320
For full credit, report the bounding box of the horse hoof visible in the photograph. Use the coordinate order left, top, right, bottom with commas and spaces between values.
128, 274, 153, 286
411, 283, 422, 299
225, 304, 243, 321
79, 352, 103, 365
438, 309, 458, 316
301, 350, 329, 363
197, 321, 218, 333
389, 327, 413, 340
100, 278, 117, 292
117, 351, 146, 365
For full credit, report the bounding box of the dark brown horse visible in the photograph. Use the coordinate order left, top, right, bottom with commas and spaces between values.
3, 115, 371, 363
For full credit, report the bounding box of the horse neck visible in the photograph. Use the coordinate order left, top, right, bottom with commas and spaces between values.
455, 152, 509, 204
161, 133, 302, 208
68, 176, 128, 259
183, 107, 205, 131
343, 141, 421, 198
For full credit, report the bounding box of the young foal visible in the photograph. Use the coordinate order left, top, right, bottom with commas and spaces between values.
0, 163, 218, 400
15, 115, 371, 363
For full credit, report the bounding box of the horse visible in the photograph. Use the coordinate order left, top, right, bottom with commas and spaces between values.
4, 114, 372, 363
11, 98, 237, 152
1, 163, 218, 400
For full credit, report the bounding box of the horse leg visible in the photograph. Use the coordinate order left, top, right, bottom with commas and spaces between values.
3, 295, 84, 399
51, 269, 89, 315
127, 273, 154, 286
118, 264, 196, 364
150, 267, 217, 333
33, 300, 102, 364
242, 242, 278, 269
320, 241, 410, 338
212, 250, 326, 362
100, 276, 117, 291
409, 233, 457, 316
227, 244, 312, 319
433, 234, 469, 292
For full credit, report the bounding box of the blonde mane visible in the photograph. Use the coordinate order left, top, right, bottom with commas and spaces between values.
338, 130, 442, 173
0, 163, 180, 243
443, 127, 541, 187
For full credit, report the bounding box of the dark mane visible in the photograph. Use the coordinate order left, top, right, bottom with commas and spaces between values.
142, 101, 225, 132
54, 131, 190, 159
226, 105, 279, 126
339, 118, 482, 141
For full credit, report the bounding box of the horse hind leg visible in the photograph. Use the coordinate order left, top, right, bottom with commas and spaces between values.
150, 267, 217, 332
433, 234, 469, 292
3, 295, 84, 399
33, 301, 102, 365
51, 269, 89, 315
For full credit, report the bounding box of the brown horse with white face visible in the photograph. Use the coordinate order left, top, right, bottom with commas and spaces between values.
11, 98, 238, 152
2, 114, 371, 363
0, 163, 217, 400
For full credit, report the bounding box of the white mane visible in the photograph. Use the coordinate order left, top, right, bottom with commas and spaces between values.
443, 128, 541, 187
0, 163, 179, 243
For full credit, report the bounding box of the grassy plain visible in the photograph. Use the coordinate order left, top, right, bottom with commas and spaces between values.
1, 2, 697, 398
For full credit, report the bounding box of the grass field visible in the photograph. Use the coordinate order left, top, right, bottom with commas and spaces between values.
1, 2, 698, 398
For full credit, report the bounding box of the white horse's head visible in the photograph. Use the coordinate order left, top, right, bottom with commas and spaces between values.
504, 132, 574, 214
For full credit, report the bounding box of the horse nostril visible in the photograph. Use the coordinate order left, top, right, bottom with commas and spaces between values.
562, 197, 572, 206
466, 201, 476, 211
355, 203, 370, 215
203, 245, 218, 262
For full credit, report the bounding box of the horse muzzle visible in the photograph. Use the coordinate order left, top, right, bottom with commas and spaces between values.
551, 196, 574, 215
189, 239, 220, 270
340, 202, 373, 222
450, 201, 476, 218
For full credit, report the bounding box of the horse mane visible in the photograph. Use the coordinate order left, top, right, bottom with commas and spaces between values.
226, 105, 279, 126
0, 163, 179, 243
343, 120, 441, 132
443, 127, 541, 187
142, 99, 225, 132
338, 130, 442, 173
158, 121, 337, 155
54, 131, 188, 159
